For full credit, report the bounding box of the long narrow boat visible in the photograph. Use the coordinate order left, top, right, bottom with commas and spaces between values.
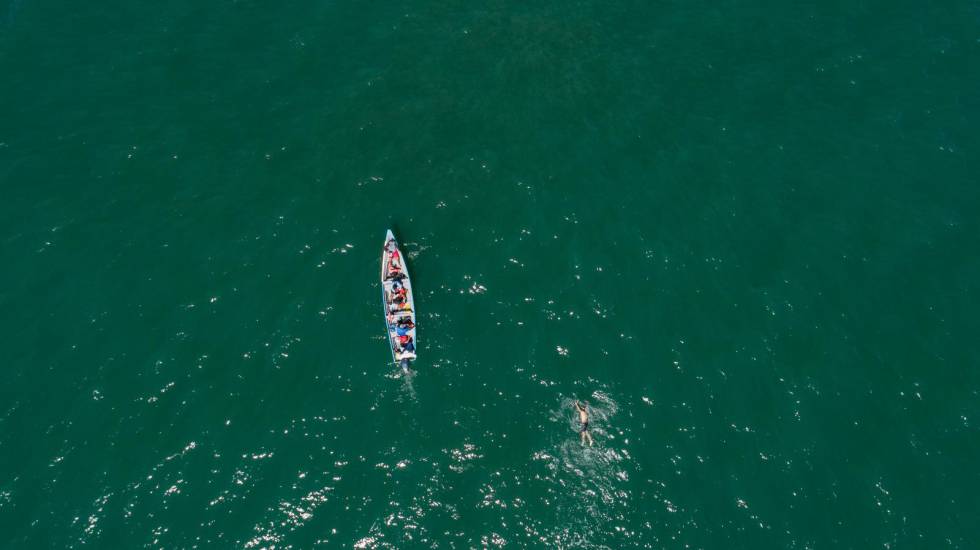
381, 229, 417, 372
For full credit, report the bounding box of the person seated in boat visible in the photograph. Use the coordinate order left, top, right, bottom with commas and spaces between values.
395, 285, 408, 301
391, 290, 406, 304
396, 317, 415, 329
389, 302, 411, 314
385, 268, 405, 282
387, 281, 403, 302
398, 334, 415, 353
386, 250, 402, 273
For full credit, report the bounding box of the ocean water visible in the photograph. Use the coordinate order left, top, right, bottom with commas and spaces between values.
1, 0, 978, 547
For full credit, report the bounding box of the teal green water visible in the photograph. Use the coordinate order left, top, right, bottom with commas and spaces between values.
2, 0, 979, 547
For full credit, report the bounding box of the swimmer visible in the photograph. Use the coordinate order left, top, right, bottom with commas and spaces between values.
576, 401, 593, 446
